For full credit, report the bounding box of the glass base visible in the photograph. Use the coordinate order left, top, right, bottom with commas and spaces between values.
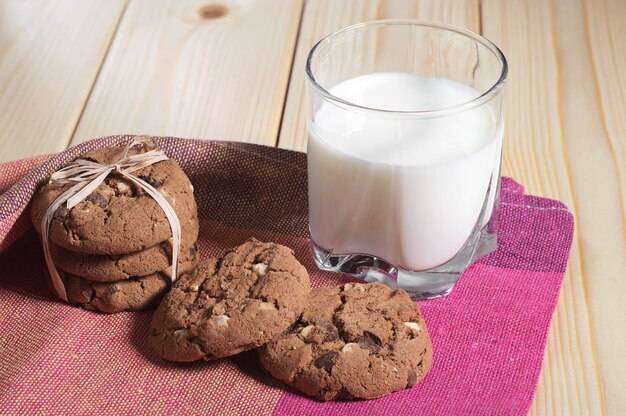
312, 227, 496, 300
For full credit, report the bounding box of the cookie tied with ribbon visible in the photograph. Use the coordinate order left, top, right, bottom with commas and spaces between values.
32, 137, 195, 304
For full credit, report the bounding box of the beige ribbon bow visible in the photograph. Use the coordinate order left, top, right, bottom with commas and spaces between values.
41, 136, 181, 302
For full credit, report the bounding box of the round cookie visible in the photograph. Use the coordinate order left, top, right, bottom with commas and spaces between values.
62, 271, 171, 314
48, 216, 199, 282
259, 283, 433, 401
149, 239, 311, 362
31, 145, 197, 255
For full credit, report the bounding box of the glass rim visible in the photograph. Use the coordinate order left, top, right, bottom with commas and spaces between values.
305, 19, 508, 117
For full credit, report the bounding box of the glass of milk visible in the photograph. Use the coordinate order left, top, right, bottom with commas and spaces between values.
305, 20, 508, 299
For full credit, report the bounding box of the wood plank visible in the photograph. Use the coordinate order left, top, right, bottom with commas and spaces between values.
485, 1, 597, 413
70, 0, 303, 146
276, 0, 480, 152
0, 0, 127, 162
577, 0, 626, 412
482, 0, 625, 413
585, 0, 626, 213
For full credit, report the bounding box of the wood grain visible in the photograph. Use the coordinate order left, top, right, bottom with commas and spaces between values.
0, 0, 127, 162
483, 0, 626, 413
575, 0, 626, 412
70, 0, 303, 146
276, 0, 479, 152
485, 1, 597, 413
585, 0, 626, 218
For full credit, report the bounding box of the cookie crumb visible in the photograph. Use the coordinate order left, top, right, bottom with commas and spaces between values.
341, 343, 358, 353
213, 315, 230, 328
115, 182, 131, 195
174, 329, 190, 338
252, 263, 269, 277
299, 325, 315, 338
343, 283, 364, 292
404, 322, 421, 332
258, 302, 276, 311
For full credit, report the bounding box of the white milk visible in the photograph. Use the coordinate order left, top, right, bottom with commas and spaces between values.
308, 72, 501, 271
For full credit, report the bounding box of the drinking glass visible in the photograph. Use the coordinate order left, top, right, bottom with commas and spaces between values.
305, 20, 508, 299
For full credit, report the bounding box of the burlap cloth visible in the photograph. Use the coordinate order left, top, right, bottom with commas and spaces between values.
0, 136, 574, 415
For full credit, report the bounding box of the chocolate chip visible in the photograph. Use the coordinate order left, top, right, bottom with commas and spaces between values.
407, 369, 418, 387
53, 205, 70, 219
107, 284, 121, 294
314, 351, 340, 373
335, 388, 352, 400
286, 321, 301, 334
188, 244, 197, 258
86, 192, 109, 210
309, 319, 339, 343
183, 303, 200, 313
138, 175, 162, 189
320, 321, 339, 342
78, 278, 94, 300
354, 331, 381, 354
315, 388, 331, 400
324, 332, 339, 342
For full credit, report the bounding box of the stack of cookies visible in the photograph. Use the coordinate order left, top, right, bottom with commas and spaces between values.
149, 239, 433, 401
31, 146, 199, 313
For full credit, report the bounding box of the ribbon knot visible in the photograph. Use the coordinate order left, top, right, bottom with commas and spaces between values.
41, 136, 182, 302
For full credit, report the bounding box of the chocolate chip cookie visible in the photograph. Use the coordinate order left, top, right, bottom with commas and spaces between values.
62, 271, 171, 314
259, 283, 433, 401
149, 239, 310, 362
48, 216, 199, 282
31, 145, 198, 255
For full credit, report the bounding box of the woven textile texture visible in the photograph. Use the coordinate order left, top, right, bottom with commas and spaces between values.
0, 136, 574, 415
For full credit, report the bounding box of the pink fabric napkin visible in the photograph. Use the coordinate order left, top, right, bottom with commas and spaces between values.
0, 136, 574, 415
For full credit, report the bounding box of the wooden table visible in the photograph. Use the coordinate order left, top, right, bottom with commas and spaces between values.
1, 1, 624, 414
